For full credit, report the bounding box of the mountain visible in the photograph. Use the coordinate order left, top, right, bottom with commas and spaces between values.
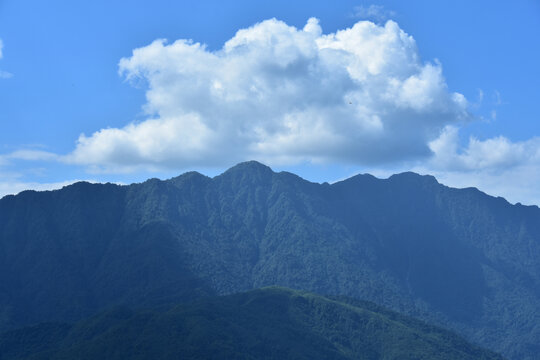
0, 161, 539, 359
0, 287, 504, 360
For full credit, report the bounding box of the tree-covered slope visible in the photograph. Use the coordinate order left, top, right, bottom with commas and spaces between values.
0, 161, 538, 358
0, 287, 504, 360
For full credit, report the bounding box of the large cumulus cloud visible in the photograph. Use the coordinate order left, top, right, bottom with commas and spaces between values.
66, 18, 468, 171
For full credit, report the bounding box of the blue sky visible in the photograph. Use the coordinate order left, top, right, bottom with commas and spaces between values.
0, 0, 539, 204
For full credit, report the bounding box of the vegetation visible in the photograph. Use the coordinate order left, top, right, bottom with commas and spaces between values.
0, 287, 504, 360
0, 161, 538, 358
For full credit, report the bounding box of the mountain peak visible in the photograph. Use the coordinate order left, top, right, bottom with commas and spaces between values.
219, 160, 274, 179
388, 171, 439, 185
168, 171, 211, 188
227, 160, 273, 173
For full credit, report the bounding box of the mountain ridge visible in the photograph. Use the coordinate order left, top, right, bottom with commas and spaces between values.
3, 161, 536, 210
0, 161, 538, 359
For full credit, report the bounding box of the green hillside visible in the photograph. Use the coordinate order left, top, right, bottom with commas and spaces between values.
0, 287, 504, 360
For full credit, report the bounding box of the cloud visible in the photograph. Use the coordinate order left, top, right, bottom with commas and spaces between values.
8, 149, 59, 161
66, 18, 468, 172
7, 17, 533, 205
0, 149, 59, 165
432, 164, 540, 206
398, 126, 540, 205
428, 126, 540, 171
0, 148, 98, 199
0, 38, 13, 79
352, 5, 396, 23
352, 124, 540, 205
493, 90, 503, 106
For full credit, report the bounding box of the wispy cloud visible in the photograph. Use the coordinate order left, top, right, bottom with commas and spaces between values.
8, 149, 59, 161
0, 38, 13, 79
476, 89, 484, 104
0, 148, 97, 198
0, 149, 59, 165
492, 90, 507, 106
352, 5, 396, 23
0, 71, 12, 79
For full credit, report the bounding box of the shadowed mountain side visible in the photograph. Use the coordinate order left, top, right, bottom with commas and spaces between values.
0, 182, 215, 329
0, 287, 505, 360
0, 161, 539, 359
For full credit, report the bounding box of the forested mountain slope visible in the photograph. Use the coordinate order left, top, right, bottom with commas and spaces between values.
0, 287, 504, 360
1, 161, 538, 359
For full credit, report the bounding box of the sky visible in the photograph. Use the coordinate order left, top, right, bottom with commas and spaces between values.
0, 0, 539, 205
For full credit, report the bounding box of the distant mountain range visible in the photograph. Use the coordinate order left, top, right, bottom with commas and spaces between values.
0, 287, 504, 360
0, 161, 539, 359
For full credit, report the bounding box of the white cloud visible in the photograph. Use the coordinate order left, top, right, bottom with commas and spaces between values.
67, 18, 468, 172
0, 151, 113, 199
3, 18, 534, 205
0, 38, 3, 59
428, 126, 540, 171
350, 125, 540, 205
431, 165, 540, 206
397, 126, 540, 205
8, 149, 59, 161
0, 160, 80, 199
353, 5, 396, 23
0, 149, 59, 165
